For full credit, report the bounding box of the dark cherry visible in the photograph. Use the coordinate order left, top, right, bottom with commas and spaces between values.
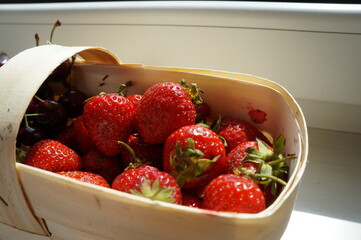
46, 60, 71, 83
33, 100, 68, 136
58, 89, 87, 118
35, 81, 54, 100
0, 52, 10, 67
17, 126, 47, 147
26, 97, 39, 114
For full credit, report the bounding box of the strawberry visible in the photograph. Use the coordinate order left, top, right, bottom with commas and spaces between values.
225, 135, 296, 205
163, 125, 226, 190
135, 81, 198, 144
53, 125, 78, 152
224, 140, 258, 174
57, 171, 110, 188
82, 149, 123, 184
24, 139, 82, 172
195, 102, 211, 123
83, 93, 135, 156
182, 192, 202, 208
202, 174, 266, 213
120, 133, 164, 170
218, 117, 272, 153
112, 165, 182, 204
72, 115, 96, 155
126, 94, 143, 109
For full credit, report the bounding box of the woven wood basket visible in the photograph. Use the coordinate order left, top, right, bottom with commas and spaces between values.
0, 45, 308, 240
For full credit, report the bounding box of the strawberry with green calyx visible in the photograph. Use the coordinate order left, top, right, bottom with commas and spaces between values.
163, 125, 226, 190
218, 117, 272, 154
112, 165, 182, 204
226, 135, 296, 202
135, 81, 199, 144
24, 139, 82, 172
202, 174, 266, 213
82, 85, 135, 156
180, 79, 203, 105
57, 171, 110, 188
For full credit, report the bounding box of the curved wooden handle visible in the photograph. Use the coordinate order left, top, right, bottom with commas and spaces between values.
0, 44, 121, 235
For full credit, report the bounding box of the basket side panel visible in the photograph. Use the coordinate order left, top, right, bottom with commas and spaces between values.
18, 163, 286, 240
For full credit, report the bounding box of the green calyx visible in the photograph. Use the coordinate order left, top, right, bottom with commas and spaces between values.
170, 138, 219, 188
130, 179, 176, 203
180, 79, 203, 105
237, 135, 297, 195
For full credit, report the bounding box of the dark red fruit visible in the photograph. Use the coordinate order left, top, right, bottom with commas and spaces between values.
72, 115, 96, 155
121, 133, 164, 170
182, 192, 202, 208
58, 89, 87, 118
17, 126, 47, 147
82, 149, 123, 184
33, 100, 68, 136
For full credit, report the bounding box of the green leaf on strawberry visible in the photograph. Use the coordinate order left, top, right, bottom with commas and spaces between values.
130, 179, 176, 204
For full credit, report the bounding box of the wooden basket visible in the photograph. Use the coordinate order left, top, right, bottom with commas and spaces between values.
0, 45, 308, 240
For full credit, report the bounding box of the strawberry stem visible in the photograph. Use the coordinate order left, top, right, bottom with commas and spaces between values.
118, 140, 147, 169
254, 173, 287, 186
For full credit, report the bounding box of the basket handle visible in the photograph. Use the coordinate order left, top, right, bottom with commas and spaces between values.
0, 45, 121, 236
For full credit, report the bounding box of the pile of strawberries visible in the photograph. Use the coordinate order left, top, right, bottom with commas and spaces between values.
18, 77, 295, 214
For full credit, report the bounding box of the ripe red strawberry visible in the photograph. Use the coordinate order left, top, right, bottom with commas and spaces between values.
120, 133, 164, 170
83, 93, 135, 156
218, 117, 272, 153
163, 125, 226, 190
82, 149, 123, 184
135, 81, 197, 144
24, 139, 82, 172
202, 174, 266, 213
224, 140, 258, 174
112, 165, 182, 204
182, 192, 202, 208
225, 135, 296, 205
57, 171, 110, 188
72, 115, 96, 155
53, 125, 78, 152
126, 94, 142, 109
